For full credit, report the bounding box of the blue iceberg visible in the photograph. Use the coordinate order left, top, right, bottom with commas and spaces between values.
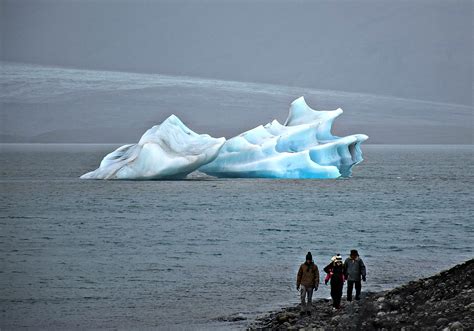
80, 97, 367, 180
199, 97, 368, 178
80, 115, 226, 180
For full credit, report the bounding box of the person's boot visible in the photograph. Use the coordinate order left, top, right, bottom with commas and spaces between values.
300, 304, 306, 316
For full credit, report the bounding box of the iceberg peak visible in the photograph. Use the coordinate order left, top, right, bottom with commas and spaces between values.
199, 97, 368, 179
81, 115, 225, 180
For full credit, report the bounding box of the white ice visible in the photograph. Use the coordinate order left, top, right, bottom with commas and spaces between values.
199, 97, 368, 178
80, 115, 225, 180
81, 97, 367, 180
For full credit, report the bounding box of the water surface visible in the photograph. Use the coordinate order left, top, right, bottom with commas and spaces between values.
0, 144, 472, 329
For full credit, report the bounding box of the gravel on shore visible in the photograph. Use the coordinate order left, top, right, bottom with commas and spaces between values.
248, 259, 473, 330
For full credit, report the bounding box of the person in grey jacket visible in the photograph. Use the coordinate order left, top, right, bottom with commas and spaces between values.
343, 249, 366, 301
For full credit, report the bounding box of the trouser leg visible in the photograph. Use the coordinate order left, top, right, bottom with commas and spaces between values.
347, 280, 354, 301
331, 285, 336, 307
355, 281, 362, 300
306, 287, 314, 309
300, 285, 307, 311
335, 283, 343, 308
332, 282, 343, 308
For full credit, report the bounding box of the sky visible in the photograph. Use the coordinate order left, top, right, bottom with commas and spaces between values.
2, 0, 472, 105
0, 0, 473, 143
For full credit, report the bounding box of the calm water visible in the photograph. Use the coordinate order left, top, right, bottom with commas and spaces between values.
0, 144, 473, 329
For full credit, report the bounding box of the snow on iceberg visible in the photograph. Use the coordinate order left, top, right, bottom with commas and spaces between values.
199, 97, 368, 178
80, 115, 226, 180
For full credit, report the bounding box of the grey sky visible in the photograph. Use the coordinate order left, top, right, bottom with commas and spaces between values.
2, 0, 472, 105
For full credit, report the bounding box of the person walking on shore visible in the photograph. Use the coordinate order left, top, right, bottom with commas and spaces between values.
323, 254, 345, 309
296, 252, 320, 315
343, 249, 366, 301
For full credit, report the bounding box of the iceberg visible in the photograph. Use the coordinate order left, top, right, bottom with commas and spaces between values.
80, 97, 367, 180
80, 115, 226, 180
199, 97, 368, 178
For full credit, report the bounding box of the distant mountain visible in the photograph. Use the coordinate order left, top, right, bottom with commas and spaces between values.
0, 134, 29, 143
1, 63, 472, 144
29, 128, 142, 144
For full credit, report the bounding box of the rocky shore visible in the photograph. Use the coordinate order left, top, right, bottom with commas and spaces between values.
248, 259, 473, 330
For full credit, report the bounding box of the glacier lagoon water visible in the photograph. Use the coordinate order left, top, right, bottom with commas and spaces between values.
0, 144, 473, 329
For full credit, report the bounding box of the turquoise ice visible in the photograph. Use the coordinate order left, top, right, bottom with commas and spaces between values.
199, 97, 368, 178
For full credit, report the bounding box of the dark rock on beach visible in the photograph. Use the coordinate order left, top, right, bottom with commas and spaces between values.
248, 259, 473, 330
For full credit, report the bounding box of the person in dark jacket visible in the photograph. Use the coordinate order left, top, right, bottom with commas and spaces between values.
324, 254, 345, 309
343, 249, 366, 301
296, 252, 320, 315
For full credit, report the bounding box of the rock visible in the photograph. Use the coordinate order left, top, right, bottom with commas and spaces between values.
377, 302, 390, 312
449, 321, 464, 330
372, 318, 382, 327
331, 315, 341, 324
436, 318, 449, 326
390, 299, 401, 310
215, 313, 247, 322
424, 279, 433, 286
277, 312, 297, 323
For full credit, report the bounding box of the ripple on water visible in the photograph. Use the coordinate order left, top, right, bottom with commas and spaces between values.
0, 145, 473, 329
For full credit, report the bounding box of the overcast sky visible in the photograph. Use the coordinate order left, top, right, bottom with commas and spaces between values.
2, 0, 472, 106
